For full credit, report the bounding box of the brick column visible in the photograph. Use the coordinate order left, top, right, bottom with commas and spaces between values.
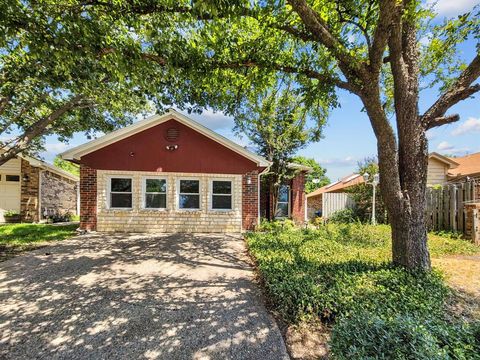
20, 159, 40, 222
290, 171, 306, 224
80, 164, 97, 231
465, 202, 480, 245
242, 170, 259, 231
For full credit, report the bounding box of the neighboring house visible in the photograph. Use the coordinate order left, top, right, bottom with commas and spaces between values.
427, 152, 459, 186
61, 109, 309, 233
306, 173, 364, 218
306, 152, 461, 218
447, 152, 480, 182
0, 151, 79, 223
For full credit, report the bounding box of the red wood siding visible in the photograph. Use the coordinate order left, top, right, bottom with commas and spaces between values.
81, 119, 259, 174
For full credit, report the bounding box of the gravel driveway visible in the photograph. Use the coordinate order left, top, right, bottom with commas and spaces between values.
0, 233, 289, 360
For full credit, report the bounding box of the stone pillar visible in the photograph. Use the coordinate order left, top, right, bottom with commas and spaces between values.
242, 170, 259, 231
80, 164, 97, 231
20, 159, 40, 222
290, 171, 306, 224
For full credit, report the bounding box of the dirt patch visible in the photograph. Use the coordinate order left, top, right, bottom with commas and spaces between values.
433, 255, 480, 297
284, 322, 330, 360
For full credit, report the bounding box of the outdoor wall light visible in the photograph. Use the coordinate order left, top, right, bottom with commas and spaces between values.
22, 174, 29, 182
246, 176, 252, 185
129, 152, 135, 157
165, 144, 179, 151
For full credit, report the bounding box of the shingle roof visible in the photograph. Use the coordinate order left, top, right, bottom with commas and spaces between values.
306, 173, 365, 198
448, 152, 480, 179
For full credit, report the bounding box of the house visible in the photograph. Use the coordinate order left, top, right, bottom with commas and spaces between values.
447, 152, 480, 182
0, 151, 79, 223
306, 173, 364, 218
60, 109, 309, 233
427, 152, 459, 185
306, 152, 461, 218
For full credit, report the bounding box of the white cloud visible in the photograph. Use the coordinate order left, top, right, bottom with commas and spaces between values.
44, 142, 69, 154
436, 141, 470, 154
451, 117, 480, 136
427, 0, 479, 16
319, 156, 358, 167
188, 109, 235, 130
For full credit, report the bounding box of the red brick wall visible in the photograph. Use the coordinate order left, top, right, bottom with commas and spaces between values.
80, 164, 97, 231
242, 170, 259, 230
20, 159, 40, 222
290, 172, 306, 224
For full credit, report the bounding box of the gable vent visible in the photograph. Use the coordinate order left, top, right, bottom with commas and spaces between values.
165, 127, 180, 142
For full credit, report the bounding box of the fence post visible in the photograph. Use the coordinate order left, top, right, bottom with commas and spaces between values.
473, 209, 479, 245
450, 185, 457, 232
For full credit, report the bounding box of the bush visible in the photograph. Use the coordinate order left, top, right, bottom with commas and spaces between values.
328, 208, 360, 224
246, 223, 480, 359
257, 218, 296, 232
331, 313, 480, 360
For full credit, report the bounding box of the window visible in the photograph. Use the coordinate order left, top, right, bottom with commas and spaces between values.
109, 178, 132, 208
179, 179, 200, 209
211, 180, 232, 210
275, 185, 290, 218
6, 175, 20, 182
144, 178, 167, 209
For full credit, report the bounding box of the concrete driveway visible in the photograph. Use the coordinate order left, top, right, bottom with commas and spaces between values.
0, 233, 289, 360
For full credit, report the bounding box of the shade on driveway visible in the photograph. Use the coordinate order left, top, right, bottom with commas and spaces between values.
0, 233, 289, 359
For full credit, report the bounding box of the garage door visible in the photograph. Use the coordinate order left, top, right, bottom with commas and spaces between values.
0, 158, 21, 223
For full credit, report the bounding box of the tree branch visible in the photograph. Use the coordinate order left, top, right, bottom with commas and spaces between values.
426, 114, 460, 130
287, 0, 367, 81
422, 54, 480, 126
369, 0, 400, 73
0, 95, 86, 166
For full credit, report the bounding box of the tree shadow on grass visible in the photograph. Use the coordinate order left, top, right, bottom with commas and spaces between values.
0, 233, 288, 359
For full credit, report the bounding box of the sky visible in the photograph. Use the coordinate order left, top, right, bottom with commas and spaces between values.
38, 0, 480, 182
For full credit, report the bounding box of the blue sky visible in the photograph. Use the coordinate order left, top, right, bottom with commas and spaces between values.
39, 0, 480, 181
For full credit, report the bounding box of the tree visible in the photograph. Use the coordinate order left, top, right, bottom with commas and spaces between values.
0, 0, 201, 165
100, 0, 479, 270
348, 157, 387, 223
53, 155, 79, 177
16, 1, 479, 269
234, 78, 325, 219
291, 156, 330, 193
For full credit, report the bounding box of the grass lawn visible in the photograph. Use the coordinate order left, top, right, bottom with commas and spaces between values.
0, 223, 78, 261
247, 222, 480, 359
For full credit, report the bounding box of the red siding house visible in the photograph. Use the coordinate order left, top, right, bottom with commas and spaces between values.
61, 110, 308, 232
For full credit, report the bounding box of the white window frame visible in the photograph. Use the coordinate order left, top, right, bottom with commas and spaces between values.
177, 178, 201, 210
209, 179, 233, 211
142, 176, 167, 210
107, 176, 134, 210
275, 184, 290, 219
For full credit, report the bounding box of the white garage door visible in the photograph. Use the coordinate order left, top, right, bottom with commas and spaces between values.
0, 158, 21, 223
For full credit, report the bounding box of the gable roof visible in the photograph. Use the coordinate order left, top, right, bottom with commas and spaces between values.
0, 148, 78, 182
307, 173, 364, 198
429, 152, 459, 168
447, 152, 480, 179
60, 109, 270, 167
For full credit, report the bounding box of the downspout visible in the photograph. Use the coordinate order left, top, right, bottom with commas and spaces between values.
258, 163, 272, 226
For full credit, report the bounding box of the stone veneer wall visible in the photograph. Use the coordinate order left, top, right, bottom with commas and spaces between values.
290, 172, 306, 224
40, 170, 78, 218
20, 159, 40, 222
95, 170, 245, 232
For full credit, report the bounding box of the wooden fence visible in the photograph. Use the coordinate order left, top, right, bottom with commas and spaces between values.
426, 180, 478, 232
322, 192, 355, 219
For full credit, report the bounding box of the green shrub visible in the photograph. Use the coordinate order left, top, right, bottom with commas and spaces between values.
246, 224, 480, 359
331, 313, 480, 360
257, 218, 296, 232
328, 208, 360, 224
